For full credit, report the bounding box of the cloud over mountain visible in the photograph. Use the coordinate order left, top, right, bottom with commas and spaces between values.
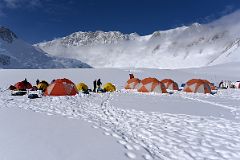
35, 10, 240, 69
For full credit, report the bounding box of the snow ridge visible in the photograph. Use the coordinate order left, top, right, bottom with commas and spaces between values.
60, 31, 139, 46
35, 10, 240, 69
0, 27, 91, 69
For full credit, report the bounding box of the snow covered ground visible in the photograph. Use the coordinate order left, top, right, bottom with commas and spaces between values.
0, 63, 240, 160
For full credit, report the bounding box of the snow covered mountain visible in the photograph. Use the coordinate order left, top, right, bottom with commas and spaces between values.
0, 27, 91, 69
35, 10, 240, 69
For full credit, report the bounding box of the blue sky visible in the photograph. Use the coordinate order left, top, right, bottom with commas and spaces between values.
0, 0, 240, 43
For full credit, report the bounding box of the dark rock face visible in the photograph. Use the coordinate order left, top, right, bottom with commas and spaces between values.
0, 54, 11, 65
0, 27, 91, 69
0, 27, 17, 43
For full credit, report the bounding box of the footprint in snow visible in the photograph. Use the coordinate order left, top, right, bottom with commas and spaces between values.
143, 154, 153, 160
111, 133, 121, 139
133, 144, 141, 151
104, 132, 110, 136
92, 125, 99, 129
124, 144, 134, 150
125, 152, 136, 159
118, 140, 127, 145
101, 127, 111, 132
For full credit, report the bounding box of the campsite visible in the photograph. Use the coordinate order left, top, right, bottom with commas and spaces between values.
1, 62, 240, 160
1, 1, 240, 159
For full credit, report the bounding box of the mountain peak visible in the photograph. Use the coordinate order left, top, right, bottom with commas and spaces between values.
0, 27, 17, 43
0, 26, 91, 69
191, 23, 201, 27
35, 11, 240, 69
42, 30, 138, 47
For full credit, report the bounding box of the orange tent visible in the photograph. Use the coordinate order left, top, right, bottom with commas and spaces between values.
183, 79, 211, 94
137, 77, 167, 93
44, 78, 78, 96
202, 80, 217, 90
160, 79, 179, 90
125, 78, 141, 89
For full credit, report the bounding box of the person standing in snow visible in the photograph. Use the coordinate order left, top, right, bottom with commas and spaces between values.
36, 79, 40, 85
93, 80, 97, 92
129, 73, 134, 79
22, 78, 28, 85
97, 79, 102, 92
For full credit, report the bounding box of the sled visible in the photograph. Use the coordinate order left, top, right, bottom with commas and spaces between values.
27, 90, 43, 99
11, 90, 27, 96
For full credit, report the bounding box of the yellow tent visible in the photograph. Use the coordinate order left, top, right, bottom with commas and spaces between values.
103, 83, 116, 92
76, 83, 88, 92
37, 81, 49, 91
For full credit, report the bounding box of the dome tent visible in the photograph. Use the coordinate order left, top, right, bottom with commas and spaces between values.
76, 83, 89, 92
137, 77, 167, 93
160, 79, 179, 91
37, 80, 49, 91
234, 81, 240, 89
14, 79, 32, 91
44, 78, 78, 96
10, 79, 32, 96
183, 79, 211, 94
125, 78, 141, 89
202, 80, 217, 90
219, 80, 233, 89
103, 83, 116, 92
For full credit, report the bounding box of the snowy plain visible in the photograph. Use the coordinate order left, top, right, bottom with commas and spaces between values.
0, 62, 240, 160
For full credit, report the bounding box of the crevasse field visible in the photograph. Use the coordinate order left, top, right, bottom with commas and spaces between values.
0, 62, 240, 160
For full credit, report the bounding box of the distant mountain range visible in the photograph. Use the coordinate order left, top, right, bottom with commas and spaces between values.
35, 10, 240, 69
0, 27, 91, 69
1, 10, 240, 69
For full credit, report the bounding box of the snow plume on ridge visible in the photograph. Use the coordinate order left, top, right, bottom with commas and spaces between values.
36, 10, 240, 69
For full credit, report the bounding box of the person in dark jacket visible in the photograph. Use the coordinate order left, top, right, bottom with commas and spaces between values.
129, 73, 134, 79
36, 79, 40, 85
97, 79, 103, 92
22, 78, 28, 85
97, 79, 102, 87
93, 80, 97, 92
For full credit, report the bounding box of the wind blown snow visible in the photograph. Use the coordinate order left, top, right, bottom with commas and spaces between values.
35, 10, 240, 69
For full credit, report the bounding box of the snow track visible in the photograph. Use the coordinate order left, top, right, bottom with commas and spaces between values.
181, 90, 240, 120
1, 90, 240, 160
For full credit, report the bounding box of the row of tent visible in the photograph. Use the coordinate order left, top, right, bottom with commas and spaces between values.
9, 78, 116, 96
9, 77, 240, 97
125, 77, 217, 94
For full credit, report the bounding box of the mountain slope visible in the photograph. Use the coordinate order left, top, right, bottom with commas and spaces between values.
0, 27, 91, 69
36, 10, 240, 69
